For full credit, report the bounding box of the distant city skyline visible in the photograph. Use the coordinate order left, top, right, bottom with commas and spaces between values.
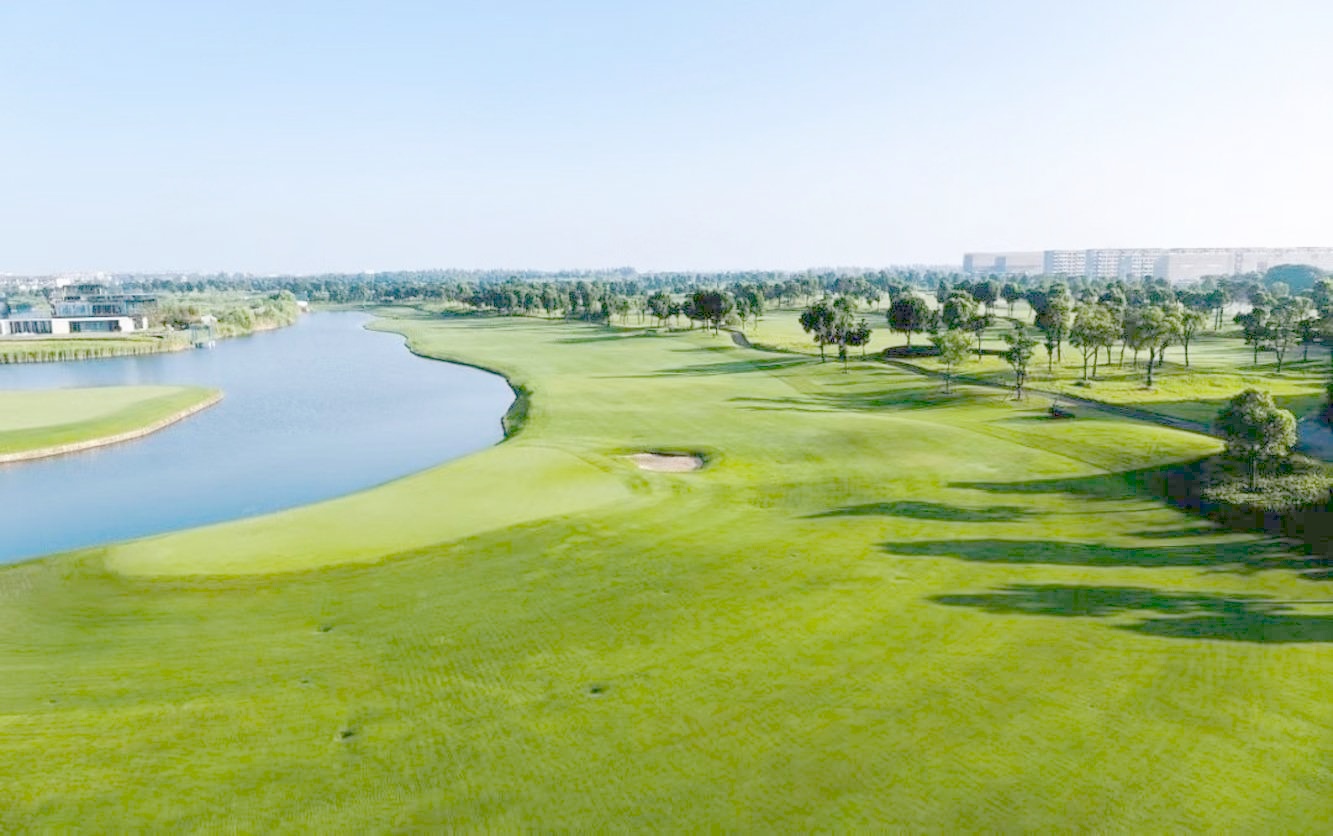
2, 1, 1331, 273
964, 246, 1333, 282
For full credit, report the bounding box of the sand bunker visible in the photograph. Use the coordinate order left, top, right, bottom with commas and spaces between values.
628, 452, 704, 472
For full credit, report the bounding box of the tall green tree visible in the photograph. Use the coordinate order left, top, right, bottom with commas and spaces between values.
887, 295, 936, 348
1069, 303, 1119, 380
941, 291, 978, 332
690, 289, 734, 335
1215, 389, 1298, 490
1002, 325, 1038, 399
646, 291, 673, 327
931, 329, 973, 393
799, 300, 837, 362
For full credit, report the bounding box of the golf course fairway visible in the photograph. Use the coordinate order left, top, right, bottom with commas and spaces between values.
0, 385, 219, 461
1, 311, 1330, 830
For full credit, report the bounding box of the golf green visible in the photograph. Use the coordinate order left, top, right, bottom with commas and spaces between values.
0, 385, 219, 459
0, 312, 1328, 830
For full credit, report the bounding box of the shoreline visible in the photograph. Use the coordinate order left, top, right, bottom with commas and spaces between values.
0, 391, 224, 465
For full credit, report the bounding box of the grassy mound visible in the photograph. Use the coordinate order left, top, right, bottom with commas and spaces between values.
0, 385, 219, 456
0, 313, 1329, 830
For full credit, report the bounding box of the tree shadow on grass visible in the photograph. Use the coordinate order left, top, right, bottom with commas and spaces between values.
557, 330, 662, 344
950, 470, 1149, 501
809, 501, 1032, 523
931, 584, 1333, 643
731, 388, 998, 414
630, 357, 817, 377
880, 537, 1303, 571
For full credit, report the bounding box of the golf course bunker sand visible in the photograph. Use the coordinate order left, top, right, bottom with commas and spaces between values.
628, 452, 704, 472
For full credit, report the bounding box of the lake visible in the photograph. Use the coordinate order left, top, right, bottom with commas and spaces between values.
0, 312, 513, 564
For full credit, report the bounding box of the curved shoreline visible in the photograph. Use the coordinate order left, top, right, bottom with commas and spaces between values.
0, 391, 224, 465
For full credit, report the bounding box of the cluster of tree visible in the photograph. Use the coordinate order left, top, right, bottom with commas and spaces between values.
1232, 287, 1330, 372
799, 297, 872, 367
154, 290, 300, 337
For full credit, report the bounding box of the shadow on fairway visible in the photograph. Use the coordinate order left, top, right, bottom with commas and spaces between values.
634, 356, 817, 377
880, 537, 1298, 570
731, 388, 997, 413
931, 583, 1333, 643
557, 330, 662, 344
809, 501, 1032, 523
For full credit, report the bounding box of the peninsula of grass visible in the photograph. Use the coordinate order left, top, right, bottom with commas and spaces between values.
0, 312, 1329, 830
0, 385, 221, 460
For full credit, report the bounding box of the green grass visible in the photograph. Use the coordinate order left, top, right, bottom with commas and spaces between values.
1, 312, 1330, 830
0, 385, 219, 455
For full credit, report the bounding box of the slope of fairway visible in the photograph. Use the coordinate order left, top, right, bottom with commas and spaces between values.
1, 312, 1330, 831
0, 385, 219, 458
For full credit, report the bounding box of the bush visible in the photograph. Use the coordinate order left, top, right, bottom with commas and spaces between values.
1198, 456, 1331, 512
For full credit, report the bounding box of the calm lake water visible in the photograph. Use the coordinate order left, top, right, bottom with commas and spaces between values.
0, 312, 513, 564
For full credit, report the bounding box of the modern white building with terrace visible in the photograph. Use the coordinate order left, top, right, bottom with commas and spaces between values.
0, 285, 156, 336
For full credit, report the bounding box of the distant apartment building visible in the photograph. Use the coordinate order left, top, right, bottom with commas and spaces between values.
962, 251, 1047, 276
0, 284, 156, 336
964, 247, 1333, 282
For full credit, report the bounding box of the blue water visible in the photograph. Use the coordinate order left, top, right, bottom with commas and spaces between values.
0, 312, 513, 563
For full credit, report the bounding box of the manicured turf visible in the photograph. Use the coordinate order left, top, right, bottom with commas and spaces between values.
1, 312, 1330, 830
0, 385, 219, 456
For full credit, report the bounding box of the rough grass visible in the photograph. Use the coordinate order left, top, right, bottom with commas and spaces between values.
0, 313, 1330, 830
0, 333, 187, 363
0, 385, 218, 455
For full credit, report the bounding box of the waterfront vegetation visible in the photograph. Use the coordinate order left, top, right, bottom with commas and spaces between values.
0, 290, 301, 363
0, 385, 219, 456
0, 333, 189, 364
1, 310, 1330, 830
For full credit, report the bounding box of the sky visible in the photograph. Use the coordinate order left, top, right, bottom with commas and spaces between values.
1, 1, 1331, 274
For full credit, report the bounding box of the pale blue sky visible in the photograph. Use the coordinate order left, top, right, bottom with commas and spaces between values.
2, 1, 1330, 273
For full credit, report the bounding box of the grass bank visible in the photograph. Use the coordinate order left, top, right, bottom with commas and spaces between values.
0, 385, 221, 459
0, 333, 190, 364
0, 312, 1329, 830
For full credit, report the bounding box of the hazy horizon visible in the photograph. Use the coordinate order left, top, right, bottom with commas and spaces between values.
3, 1, 1331, 275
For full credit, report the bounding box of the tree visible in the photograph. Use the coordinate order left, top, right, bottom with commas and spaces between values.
831, 296, 860, 369
1215, 389, 1298, 490
799, 301, 837, 362
1001, 283, 1022, 317
1234, 308, 1272, 366
969, 279, 1000, 315
1309, 277, 1333, 319
940, 291, 978, 332
1034, 291, 1073, 370
1268, 296, 1311, 372
966, 312, 994, 358
733, 284, 765, 330
690, 289, 733, 334
931, 329, 973, 393
844, 318, 873, 363
1069, 303, 1118, 380
1002, 325, 1038, 399
1131, 306, 1180, 388
1177, 308, 1207, 367
887, 295, 935, 348
646, 291, 673, 327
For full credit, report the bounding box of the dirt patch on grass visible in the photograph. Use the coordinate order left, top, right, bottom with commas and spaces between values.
628, 452, 703, 472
